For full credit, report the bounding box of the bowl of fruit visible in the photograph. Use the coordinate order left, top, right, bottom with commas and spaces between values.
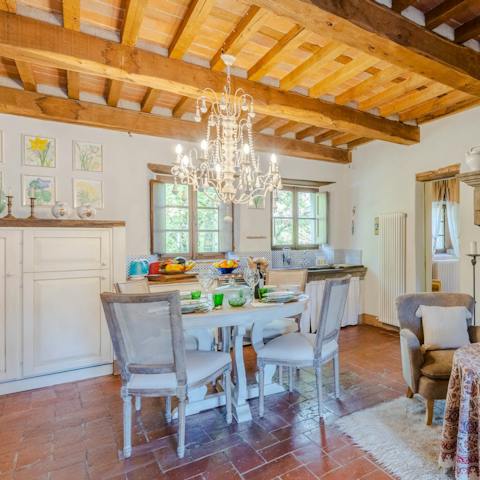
160, 257, 196, 275
213, 259, 239, 275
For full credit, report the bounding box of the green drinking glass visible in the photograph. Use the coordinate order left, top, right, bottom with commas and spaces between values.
191, 290, 202, 300
213, 293, 224, 309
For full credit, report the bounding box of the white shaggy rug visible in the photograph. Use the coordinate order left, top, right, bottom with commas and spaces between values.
335, 396, 453, 480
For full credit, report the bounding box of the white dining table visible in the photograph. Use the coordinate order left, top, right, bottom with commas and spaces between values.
180, 295, 308, 423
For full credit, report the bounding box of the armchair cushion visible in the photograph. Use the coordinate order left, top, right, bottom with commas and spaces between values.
400, 328, 423, 392
420, 349, 455, 380
469, 325, 480, 343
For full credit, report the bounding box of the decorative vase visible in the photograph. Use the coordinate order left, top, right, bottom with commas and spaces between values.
77, 203, 96, 219
465, 146, 480, 171
51, 201, 71, 219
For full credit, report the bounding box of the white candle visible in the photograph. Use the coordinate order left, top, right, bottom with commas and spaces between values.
471, 241, 478, 255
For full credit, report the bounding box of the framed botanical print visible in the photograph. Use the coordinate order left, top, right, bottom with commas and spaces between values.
23, 135, 56, 168
73, 179, 103, 208
22, 175, 56, 206
73, 141, 103, 172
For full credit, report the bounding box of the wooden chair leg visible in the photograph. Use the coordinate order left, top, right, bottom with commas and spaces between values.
406, 387, 414, 399
135, 396, 142, 412
177, 393, 186, 458
224, 370, 232, 425
315, 366, 323, 418
425, 399, 434, 425
259, 364, 265, 417
165, 396, 172, 424
333, 353, 340, 398
121, 388, 132, 458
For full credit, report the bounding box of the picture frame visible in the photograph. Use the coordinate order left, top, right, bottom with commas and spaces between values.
23, 135, 56, 168
73, 178, 103, 208
22, 175, 56, 206
73, 141, 103, 172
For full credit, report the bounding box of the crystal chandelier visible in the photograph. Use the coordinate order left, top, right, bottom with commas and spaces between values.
171, 54, 282, 204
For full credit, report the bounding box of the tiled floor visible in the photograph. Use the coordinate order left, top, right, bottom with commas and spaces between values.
0, 325, 405, 480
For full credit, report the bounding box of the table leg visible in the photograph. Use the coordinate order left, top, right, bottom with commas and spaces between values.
232, 325, 252, 422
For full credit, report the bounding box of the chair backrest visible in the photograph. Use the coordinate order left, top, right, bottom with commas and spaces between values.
114, 279, 150, 294
100, 291, 186, 387
266, 269, 308, 292
314, 276, 350, 359
396, 292, 474, 342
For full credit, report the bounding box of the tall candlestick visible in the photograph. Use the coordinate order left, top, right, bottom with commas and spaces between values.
3, 194, 16, 219
471, 241, 478, 255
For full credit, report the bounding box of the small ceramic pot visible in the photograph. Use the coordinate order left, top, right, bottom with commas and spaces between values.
77, 203, 96, 219
465, 147, 480, 171
51, 201, 71, 219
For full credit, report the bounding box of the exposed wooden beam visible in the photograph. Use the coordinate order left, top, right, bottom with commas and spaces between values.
0, 0, 15, 12
253, 116, 278, 132
309, 53, 378, 97
335, 65, 404, 105
248, 25, 309, 81
121, 0, 148, 46
62, 0, 80, 30
347, 137, 372, 148
418, 96, 480, 124
249, 0, 480, 97
0, 11, 419, 144
169, 0, 216, 59
391, 0, 416, 12
106, 80, 123, 107
67, 70, 80, 99
15, 61, 36, 91
315, 130, 342, 143
455, 16, 480, 43
274, 121, 306, 136
141, 88, 158, 113
331, 132, 359, 146
280, 41, 347, 91
211, 5, 269, 71
296, 126, 324, 140
0, 86, 350, 163
425, 0, 473, 30
172, 96, 193, 118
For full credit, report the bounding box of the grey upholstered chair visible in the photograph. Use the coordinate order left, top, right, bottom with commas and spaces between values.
101, 291, 232, 458
396, 293, 480, 425
257, 276, 350, 418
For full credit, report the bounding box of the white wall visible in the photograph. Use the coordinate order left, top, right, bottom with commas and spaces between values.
350, 105, 480, 316
0, 113, 350, 257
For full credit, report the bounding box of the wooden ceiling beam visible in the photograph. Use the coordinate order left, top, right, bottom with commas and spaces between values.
331, 132, 359, 146
0, 86, 350, 163
63, 0, 81, 100
141, 88, 159, 113
309, 53, 378, 97
274, 120, 306, 136
315, 130, 342, 143
347, 137, 372, 148
106, 80, 123, 107
391, 0, 416, 12
169, 0, 216, 60
0, 12, 419, 144
15, 61, 36, 92
172, 96, 194, 118
295, 125, 324, 140
335, 65, 404, 105
121, 0, 148, 46
211, 5, 269, 71
253, 116, 278, 132
455, 16, 480, 43
250, 0, 480, 97
425, 0, 473, 30
280, 41, 347, 91
66, 70, 80, 99
248, 25, 309, 81
418, 96, 480, 124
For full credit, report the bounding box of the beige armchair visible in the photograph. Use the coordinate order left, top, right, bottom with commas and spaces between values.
396, 293, 479, 425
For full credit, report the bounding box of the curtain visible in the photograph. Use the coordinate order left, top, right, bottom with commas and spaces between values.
446, 201, 460, 257
432, 201, 443, 254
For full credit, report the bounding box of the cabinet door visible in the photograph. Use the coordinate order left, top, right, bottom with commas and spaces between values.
0, 230, 21, 381
23, 229, 111, 273
23, 270, 112, 376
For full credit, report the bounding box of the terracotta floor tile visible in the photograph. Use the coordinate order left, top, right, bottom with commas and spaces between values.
328, 444, 365, 465
320, 457, 378, 479
280, 465, 318, 480
49, 462, 89, 480
259, 434, 313, 462
243, 453, 301, 480
224, 442, 265, 473
305, 455, 340, 478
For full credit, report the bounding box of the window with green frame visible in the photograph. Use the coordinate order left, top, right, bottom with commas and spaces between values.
150, 180, 233, 258
272, 187, 328, 249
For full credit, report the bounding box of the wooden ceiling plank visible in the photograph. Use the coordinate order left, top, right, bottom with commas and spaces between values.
274, 120, 305, 136
335, 65, 404, 105
331, 132, 359, 146
455, 16, 480, 43
172, 96, 193, 118
296, 125, 324, 140
169, 0, 216, 60
248, 25, 309, 81
15, 60, 36, 92
211, 5, 269, 71
250, 0, 480, 97
0, 86, 350, 163
391, 0, 416, 12
107, 80, 123, 107
315, 130, 342, 143
121, 0, 148, 47
67, 71, 80, 99
398, 90, 470, 121
0, 0, 15, 12
358, 74, 426, 111
418, 97, 480, 124
62, 0, 80, 30
141, 88, 159, 113
0, 12, 419, 144
309, 53, 378, 97
425, 0, 473, 30
253, 116, 278, 132
379, 82, 452, 116
279, 41, 347, 91
347, 137, 372, 148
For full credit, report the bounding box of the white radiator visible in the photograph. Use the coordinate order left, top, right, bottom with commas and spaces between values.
378, 212, 407, 326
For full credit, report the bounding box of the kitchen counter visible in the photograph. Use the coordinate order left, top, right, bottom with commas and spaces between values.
271, 265, 367, 281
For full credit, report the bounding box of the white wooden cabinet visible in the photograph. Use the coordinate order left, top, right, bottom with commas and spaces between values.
0, 221, 126, 394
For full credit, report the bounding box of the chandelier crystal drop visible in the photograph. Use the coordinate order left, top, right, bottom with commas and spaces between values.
170, 54, 282, 204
